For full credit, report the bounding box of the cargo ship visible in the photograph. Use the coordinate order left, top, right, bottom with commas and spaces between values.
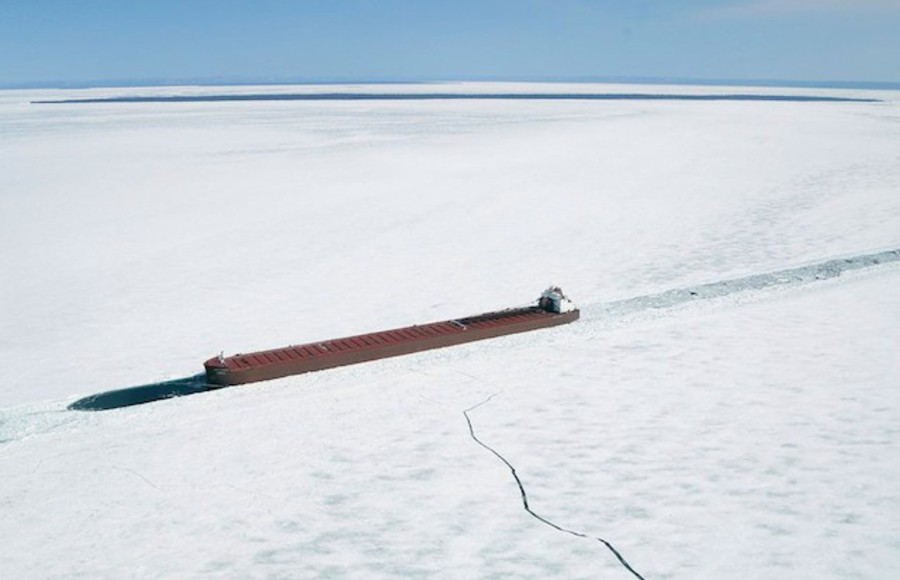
204, 287, 579, 386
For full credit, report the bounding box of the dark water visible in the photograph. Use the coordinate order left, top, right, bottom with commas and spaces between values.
68, 374, 213, 411
33, 92, 879, 105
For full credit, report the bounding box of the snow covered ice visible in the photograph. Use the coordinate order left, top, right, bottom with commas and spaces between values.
1, 82, 899, 578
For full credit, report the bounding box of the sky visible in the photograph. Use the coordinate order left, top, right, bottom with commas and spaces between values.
1, 0, 899, 87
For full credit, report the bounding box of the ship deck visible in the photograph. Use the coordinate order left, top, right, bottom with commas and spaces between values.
204, 306, 578, 386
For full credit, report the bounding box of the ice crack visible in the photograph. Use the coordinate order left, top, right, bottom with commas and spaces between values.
464, 395, 647, 580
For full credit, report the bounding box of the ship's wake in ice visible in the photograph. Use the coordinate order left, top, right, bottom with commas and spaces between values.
67, 248, 898, 412
583, 248, 899, 323
67, 374, 211, 411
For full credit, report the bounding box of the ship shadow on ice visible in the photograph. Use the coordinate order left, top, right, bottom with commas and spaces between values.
68, 374, 213, 411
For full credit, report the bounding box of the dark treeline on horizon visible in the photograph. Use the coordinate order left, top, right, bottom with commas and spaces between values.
33, 92, 880, 105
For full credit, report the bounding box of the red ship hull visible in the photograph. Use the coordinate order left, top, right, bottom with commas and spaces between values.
204, 306, 579, 386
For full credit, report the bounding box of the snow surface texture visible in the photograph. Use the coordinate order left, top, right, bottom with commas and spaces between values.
1, 82, 899, 578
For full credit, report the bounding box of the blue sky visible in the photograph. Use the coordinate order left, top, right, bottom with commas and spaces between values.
1, 0, 898, 87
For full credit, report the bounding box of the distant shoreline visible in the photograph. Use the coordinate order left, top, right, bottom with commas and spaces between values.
5, 77, 900, 91
32, 92, 880, 105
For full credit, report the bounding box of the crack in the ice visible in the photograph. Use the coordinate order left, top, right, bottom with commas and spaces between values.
109, 465, 161, 490
464, 395, 647, 580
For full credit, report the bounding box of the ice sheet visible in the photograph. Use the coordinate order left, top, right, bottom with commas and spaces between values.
1, 83, 898, 578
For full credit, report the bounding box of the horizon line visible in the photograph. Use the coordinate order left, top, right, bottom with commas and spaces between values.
33, 92, 880, 105
4, 75, 900, 91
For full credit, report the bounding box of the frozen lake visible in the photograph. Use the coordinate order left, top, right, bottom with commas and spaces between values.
1, 82, 899, 578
